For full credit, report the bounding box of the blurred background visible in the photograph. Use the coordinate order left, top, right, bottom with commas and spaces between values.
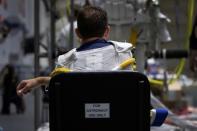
0, 0, 197, 131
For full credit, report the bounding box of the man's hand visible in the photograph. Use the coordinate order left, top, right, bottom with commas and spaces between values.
16, 76, 51, 96
16, 78, 38, 96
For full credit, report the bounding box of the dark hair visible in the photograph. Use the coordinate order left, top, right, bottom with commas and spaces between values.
77, 6, 108, 39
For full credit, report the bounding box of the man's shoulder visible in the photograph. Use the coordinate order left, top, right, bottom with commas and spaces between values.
57, 48, 76, 65
109, 40, 133, 52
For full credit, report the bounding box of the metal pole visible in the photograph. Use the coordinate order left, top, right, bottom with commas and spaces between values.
135, 43, 146, 73
69, 0, 74, 49
34, 0, 42, 130
148, 0, 160, 51
49, 0, 56, 70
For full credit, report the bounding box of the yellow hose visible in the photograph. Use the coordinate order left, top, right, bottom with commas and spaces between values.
149, 0, 195, 87
129, 28, 138, 47
168, 0, 195, 84
66, 0, 71, 17
186, 0, 195, 49
149, 78, 163, 86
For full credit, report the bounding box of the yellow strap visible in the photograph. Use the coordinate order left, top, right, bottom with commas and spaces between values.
50, 67, 72, 77
119, 58, 136, 69
50, 58, 135, 77
148, 78, 163, 86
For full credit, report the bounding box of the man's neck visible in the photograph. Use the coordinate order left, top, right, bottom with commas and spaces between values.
81, 37, 105, 44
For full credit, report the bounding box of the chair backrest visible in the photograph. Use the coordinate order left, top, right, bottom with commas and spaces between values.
49, 71, 150, 131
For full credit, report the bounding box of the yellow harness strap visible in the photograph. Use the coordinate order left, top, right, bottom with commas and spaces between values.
50, 67, 72, 77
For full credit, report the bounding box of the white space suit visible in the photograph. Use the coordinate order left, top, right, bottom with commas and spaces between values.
57, 41, 133, 71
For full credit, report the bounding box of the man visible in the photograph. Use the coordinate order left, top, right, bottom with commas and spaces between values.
1, 64, 25, 114
17, 6, 133, 96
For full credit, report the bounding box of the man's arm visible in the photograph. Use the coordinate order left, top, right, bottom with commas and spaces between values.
17, 76, 51, 96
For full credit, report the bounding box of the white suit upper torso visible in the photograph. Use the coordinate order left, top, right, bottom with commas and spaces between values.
56, 41, 133, 71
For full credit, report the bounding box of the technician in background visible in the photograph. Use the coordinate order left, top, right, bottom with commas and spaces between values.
56, 0, 104, 51
189, 14, 197, 73
16, 6, 133, 96
56, 4, 80, 51
1, 64, 25, 114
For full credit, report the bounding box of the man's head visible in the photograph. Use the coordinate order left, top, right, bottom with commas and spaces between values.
76, 6, 110, 41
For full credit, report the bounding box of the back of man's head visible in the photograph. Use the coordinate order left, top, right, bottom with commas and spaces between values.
77, 6, 108, 39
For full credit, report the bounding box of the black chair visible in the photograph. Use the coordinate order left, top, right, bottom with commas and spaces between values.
49, 71, 150, 131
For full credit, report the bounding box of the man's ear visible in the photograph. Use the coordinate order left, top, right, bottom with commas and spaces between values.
103, 25, 110, 40
75, 28, 82, 39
